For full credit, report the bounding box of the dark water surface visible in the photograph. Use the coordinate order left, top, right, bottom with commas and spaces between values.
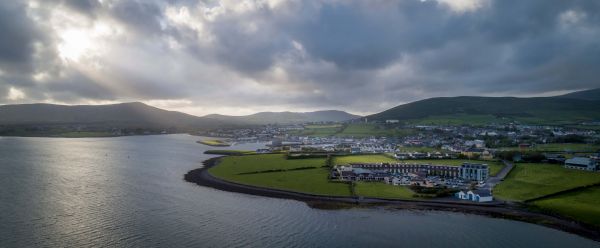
0, 134, 597, 247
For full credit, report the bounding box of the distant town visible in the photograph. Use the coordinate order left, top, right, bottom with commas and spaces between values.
197, 120, 600, 203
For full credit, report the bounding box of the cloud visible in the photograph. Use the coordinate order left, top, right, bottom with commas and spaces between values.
0, 0, 599, 115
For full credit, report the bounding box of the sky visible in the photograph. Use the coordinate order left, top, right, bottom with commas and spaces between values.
0, 0, 599, 116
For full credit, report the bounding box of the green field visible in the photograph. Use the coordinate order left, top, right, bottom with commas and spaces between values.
204, 150, 256, 155
532, 186, 600, 227
208, 154, 352, 196
198, 139, 230, 147
333, 154, 398, 164
407, 114, 507, 126
210, 154, 324, 174
396, 146, 445, 153
499, 143, 600, 152
494, 163, 600, 201
333, 155, 504, 176
289, 124, 343, 137
354, 182, 415, 199
335, 124, 415, 137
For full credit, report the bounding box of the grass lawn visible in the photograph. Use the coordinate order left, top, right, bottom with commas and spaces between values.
221, 168, 352, 196
210, 154, 325, 175
304, 124, 343, 129
354, 182, 415, 199
290, 124, 343, 137
499, 143, 600, 152
336, 124, 415, 138
208, 154, 352, 196
198, 139, 230, 147
204, 150, 255, 155
407, 114, 507, 126
534, 143, 600, 152
532, 186, 600, 227
333, 155, 504, 176
494, 163, 600, 201
396, 146, 444, 153
333, 154, 398, 164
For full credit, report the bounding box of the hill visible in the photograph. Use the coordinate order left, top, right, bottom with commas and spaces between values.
204, 110, 360, 125
366, 89, 600, 125
557, 88, 600, 101
0, 102, 224, 129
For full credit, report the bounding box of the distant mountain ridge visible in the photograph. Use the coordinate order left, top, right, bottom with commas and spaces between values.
366, 88, 600, 124
204, 110, 360, 125
557, 88, 600, 101
0, 102, 224, 129
0, 102, 360, 131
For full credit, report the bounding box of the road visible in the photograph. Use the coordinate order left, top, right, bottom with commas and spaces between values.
484, 160, 514, 190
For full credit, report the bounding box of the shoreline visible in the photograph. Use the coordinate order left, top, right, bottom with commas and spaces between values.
184, 157, 600, 242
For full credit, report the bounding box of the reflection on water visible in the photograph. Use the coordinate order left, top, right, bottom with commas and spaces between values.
0, 134, 597, 247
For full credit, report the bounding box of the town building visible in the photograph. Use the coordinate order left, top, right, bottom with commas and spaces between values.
455, 190, 493, 202
564, 157, 598, 171
459, 163, 489, 181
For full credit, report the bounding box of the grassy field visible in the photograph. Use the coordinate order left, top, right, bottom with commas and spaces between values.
204, 150, 256, 155
500, 143, 600, 152
396, 146, 445, 153
333, 155, 504, 176
354, 182, 415, 199
407, 114, 508, 126
494, 163, 600, 201
198, 139, 230, 147
335, 124, 415, 137
289, 124, 343, 137
333, 154, 398, 164
210, 154, 325, 174
208, 154, 352, 196
531, 186, 600, 227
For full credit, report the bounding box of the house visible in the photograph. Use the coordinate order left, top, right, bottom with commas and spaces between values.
461, 147, 485, 159
455, 190, 493, 202
544, 153, 566, 164
564, 157, 598, 171
385, 176, 410, 186
480, 150, 494, 160
386, 119, 400, 124
468, 190, 493, 202
456, 191, 468, 200
465, 140, 485, 148
394, 152, 410, 159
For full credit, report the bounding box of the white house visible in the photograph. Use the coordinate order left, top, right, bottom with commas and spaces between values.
456, 191, 468, 200
467, 190, 493, 202
456, 190, 493, 202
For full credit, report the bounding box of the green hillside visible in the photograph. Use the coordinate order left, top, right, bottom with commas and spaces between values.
366, 89, 600, 125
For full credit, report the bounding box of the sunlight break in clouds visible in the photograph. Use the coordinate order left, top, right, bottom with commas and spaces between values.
0, 0, 599, 116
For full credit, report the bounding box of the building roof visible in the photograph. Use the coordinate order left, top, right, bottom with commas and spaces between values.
352, 168, 373, 175
565, 157, 594, 166
461, 163, 489, 169
470, 190, 492, 197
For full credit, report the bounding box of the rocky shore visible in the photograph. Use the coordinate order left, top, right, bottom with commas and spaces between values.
184, 157, 600, 242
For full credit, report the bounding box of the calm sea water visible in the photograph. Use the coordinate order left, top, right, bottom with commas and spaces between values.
0, 134, 597, 248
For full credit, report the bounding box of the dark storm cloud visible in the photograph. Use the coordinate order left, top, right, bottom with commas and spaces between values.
110, 0, 165, 35
61, 0, 102, 15
1, 0, 599, 115
0, 2, 40, 73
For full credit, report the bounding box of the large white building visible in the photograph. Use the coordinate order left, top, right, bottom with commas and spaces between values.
565, 157, 598, 171
459, 163, 489, 181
